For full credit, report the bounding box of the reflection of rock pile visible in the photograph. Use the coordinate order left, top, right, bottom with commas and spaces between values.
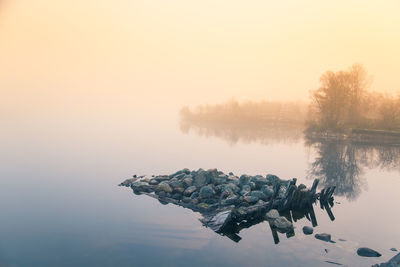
120, 169, 336, 244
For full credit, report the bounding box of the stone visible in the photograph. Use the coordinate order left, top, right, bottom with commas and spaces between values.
170, 180, 183, 188
131, 181, 153, 192
183, 176, 193, 187
193, 171, 208, 188
174, 173, 186, 179
240, 185, 251, 196
182, 197, 191, 203
243, 195, 259, 203
197, 203, 210, 210
156, 182, 173, 193
302, 226, 313, 235
173, 187, 185, 194
266, 174, 281, 185
199, 185, 215, 199
357, 247, 382, 257
273, 216, 292, 229
223, 183, 240, 194
221, 196, 238, 205
149, 179, 159, 185
183, 186, 197, 196
171, 193, 182, 200
265, 209, 280, 220
239, 175, 251, 185
156, 190, 166, 197
261, 185, 274, 197
250, 190, 267, 200
190, 192, 199, 199
119, 178, 138, 186
315, 233, 331, 242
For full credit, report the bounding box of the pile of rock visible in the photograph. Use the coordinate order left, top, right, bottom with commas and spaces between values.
120, 168, 335, 234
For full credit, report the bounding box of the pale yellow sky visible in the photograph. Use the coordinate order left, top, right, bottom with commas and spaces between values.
1, 0, 400, 117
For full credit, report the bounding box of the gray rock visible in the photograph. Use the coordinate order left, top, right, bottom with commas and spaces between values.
182, 197, 191, 203
173, 187, 184, 194
266, 174, 281, 185
240, 185, 251, 196
190, 192, 199, 199
193, 171, 208, 188
170, 180, 183, 188
261, 185, 274, 197
149, 179, 159, 185
119, 178, 138, 186
250, 190, 267, 200
174, 173, 186, 179
302, 226, 313, 235
357, 247, 382, 257
239, 175, 251, 185
171, 193, 182, 200
221, 196, 238, 205
223, 183, 240, 194
265, 209, 280, 220
243, 195, 259, 203
199, 185, 215, 199
182, 177, 193, 187
183, 186, 197, 196
273, 216, 292, 229
156, 182, 173, 193
315, 233, 331, 242
131, 181, 153, 192
155, 175, 170, 182
249, 181, 256, 190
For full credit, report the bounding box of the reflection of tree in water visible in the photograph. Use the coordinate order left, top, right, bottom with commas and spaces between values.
306, 137, 400, 201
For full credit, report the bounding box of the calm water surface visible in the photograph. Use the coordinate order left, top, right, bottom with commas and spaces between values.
1, 107, 399, 267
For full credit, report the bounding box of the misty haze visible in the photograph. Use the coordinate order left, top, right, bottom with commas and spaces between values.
1, 1, 400, 267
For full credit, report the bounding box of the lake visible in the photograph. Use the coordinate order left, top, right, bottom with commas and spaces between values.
0, 106, 399, 267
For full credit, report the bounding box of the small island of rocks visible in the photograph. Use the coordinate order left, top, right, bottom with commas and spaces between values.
119, 168, 336, 243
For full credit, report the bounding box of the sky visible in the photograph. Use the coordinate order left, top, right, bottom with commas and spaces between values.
1, 0, 400, 118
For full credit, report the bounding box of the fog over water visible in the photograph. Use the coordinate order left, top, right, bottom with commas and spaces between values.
1, 1, 400, 266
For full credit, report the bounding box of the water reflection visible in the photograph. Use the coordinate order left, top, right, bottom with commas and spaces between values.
306, 136, 400, 200
180, 115, 303, 145
180, 108, 400, 201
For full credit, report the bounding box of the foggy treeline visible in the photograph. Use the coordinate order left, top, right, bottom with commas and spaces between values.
180, 100, 307, 144
308, 64, 400, 131
180, 100, 307, 126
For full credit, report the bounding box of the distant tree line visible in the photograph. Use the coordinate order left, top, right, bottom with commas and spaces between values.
307, 64, 400, 131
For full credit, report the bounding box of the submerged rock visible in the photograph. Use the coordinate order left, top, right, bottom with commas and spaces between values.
302, 226, 313, 235
357, 247, 382, 257
315, 233, 331, 242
